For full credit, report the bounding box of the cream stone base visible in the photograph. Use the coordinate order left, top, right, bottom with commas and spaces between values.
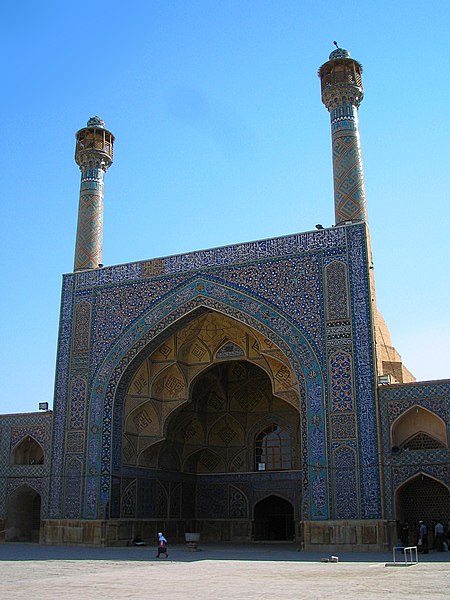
41, 518, 397, 550
301, 519, 396, 552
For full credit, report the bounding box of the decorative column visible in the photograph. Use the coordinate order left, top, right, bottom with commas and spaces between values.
74, 116, 114, 271
319, 47, 367, 225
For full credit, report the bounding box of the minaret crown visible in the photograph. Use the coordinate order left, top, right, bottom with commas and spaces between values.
318, 49, 364, 110
87, 116, 106, 129
75, 116, 114, 171
328, 47, 351, 60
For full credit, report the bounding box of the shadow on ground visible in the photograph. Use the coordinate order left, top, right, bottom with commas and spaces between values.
1, 542, 450, 564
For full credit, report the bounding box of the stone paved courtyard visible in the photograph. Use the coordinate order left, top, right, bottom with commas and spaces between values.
1, 543, 449, 599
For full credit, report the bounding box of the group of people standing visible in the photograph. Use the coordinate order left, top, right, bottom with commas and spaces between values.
399, 519, 449, 553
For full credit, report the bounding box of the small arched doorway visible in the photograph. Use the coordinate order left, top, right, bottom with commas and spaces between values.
254, 495, 294, 541
396, 475, 450, 545
5, 485, 42, 542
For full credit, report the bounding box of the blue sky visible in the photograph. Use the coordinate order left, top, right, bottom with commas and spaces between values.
1, 0, 449, 414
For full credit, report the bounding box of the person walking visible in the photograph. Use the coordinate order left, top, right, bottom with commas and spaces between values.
156, 532, 169, 558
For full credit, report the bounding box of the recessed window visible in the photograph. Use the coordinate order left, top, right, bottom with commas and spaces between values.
255, 424, 291, 471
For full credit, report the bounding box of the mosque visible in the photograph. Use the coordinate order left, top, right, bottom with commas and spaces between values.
1, 48, 449, 551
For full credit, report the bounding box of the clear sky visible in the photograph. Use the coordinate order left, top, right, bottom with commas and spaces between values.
1, 0, 449, 415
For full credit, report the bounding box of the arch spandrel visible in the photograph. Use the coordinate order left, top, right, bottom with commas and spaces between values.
84, 280, 328, 521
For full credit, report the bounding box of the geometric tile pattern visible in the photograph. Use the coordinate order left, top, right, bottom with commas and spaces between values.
74, 178, 104, 272
332, 123, 367, 224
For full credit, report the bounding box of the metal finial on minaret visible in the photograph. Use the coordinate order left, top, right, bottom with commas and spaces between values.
73, 117, 114, 271
318, 47, 367, 225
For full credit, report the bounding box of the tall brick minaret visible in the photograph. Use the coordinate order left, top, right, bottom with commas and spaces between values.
319, 46, 367, 225
74, 117, 114, 271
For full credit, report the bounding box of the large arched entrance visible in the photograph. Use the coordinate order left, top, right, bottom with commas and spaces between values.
5, 485, 41, 542
254, 495, 295, 541
396, 474, 450, 545
111, 309, 303, 542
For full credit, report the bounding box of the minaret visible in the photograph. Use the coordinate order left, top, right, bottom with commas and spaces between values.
319, 46, 367, 225
74, 116, 114, 271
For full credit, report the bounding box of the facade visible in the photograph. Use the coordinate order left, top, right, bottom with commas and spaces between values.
1, 49, 449, 551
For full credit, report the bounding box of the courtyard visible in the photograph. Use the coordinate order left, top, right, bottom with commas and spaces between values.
1, 543, 449, 599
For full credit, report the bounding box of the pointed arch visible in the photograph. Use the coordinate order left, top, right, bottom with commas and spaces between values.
253, 494, 295, 541
395, 472, 450, 529
391, 405, 447, 449
84, 280, 327, 520
11, 435, 44, 465
5, 484, 42, 542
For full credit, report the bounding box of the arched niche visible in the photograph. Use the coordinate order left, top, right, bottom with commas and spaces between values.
253, 495, 295, 541
11, 436, 44, 465
5, 485, 42, 542
395, 473, 450, 534
391, 406, 447, 449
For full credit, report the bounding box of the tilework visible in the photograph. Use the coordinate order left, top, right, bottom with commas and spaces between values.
46, 223, 383, 524
347, 226, 380, 518
10, 425, 47, 449
330, 351, 353, 412
68, 378, 87, 430
64, 456, 83, 519
333, 442, 358, 518
0, 412, 52, 517
378, 381, 450, 519
73, 301, 91, 352
49, 275, 75, 518
325, 260, 349, 321
331, 121, 367, 223
74, 167, 105, 271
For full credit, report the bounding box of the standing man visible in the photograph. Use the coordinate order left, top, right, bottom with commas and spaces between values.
419, 521, 429, 554
435, 520, 444, 552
